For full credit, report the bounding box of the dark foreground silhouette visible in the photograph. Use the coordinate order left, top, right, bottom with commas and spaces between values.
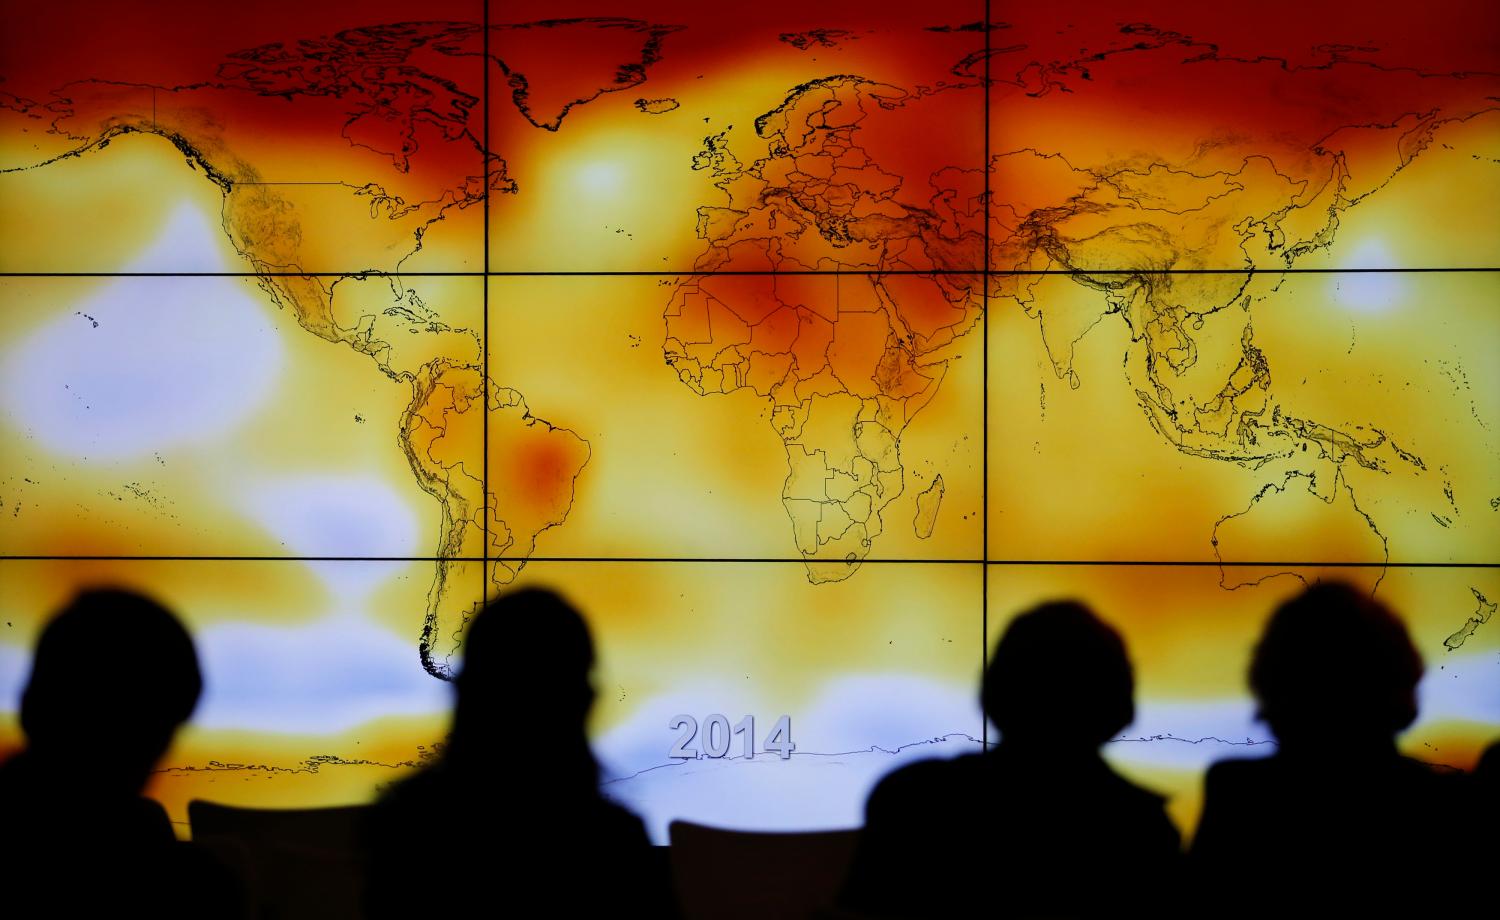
837, 601, 1181, 919
1478, 738, 1500, 794
0, 589, 242, 917
1191, 582, 1477, 913
362, 588, 676, 917
5, 583, 1493, 917
1479, 738, 1500, 834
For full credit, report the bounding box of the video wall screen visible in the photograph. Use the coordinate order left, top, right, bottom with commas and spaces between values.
1, 1, 1496, 841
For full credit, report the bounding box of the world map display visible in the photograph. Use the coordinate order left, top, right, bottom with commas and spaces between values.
1, 1, 1496, 840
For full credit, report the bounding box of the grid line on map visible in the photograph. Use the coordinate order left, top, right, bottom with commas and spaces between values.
981, 0, 993, 752
1, 555, 1494, 567
3, 268, 1497, 278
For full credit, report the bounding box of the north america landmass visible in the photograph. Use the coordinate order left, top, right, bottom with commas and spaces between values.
1, 18, 681, 676
2, 12, 1497, 681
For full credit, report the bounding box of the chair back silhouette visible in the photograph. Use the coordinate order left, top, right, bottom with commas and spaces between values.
669, 820, 859, 920
188, 800, 368, 920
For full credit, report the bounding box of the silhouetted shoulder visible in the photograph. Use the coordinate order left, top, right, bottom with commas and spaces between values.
1199, 751, 1468, 825
1092, 758, 1174, 810
594, 795, 653, 845
0, 751, 177, 847
1195, 756, 1275, 832
0, 753, 236, 917
1200, 755, 1272, 793
1478, 741, 1500, 780
869, 750, 1176, 831
1203, 751, 1461, 797
368, 761, 453, 814
843, 603, 1184, 917
1194, 752, 1474, 913
843, 751, 1179, 917
865, 756, 969, 815
838, 757, 972, 918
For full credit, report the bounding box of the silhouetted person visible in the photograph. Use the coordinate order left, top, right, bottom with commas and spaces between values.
1478, 739, 1500, 845
0, 588, 242, 916
838, 601, 1181, 918
362, 587, 675, 917
1477, 738, 1500, 792
1191, 582, 1473, 912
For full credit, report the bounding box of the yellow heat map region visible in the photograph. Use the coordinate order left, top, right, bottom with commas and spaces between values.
0, 3, 1496, 840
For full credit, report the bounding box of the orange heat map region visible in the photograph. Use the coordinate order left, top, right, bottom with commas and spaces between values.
0, 1, 1496, 841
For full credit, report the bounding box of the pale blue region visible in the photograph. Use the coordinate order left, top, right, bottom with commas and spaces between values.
1106, 651, 1500, 770
592, 676, 983, 842
0, 205, 282, 460
127, 202, 234, 274
0, 643, 28, 715
243, 477, 421, 559
790, 675, 984, 754
604, 736, 982, 844
0, 611, 451, 738
1109, 699, 1271, 770
1416, 650, 1500, 726
1332, 239, 1407, 312
1106, 736, 1276, 773
593, 675, 980, 786
600, 653, 1500, 842
237, 481, 424, 601
190, 612, 451, 736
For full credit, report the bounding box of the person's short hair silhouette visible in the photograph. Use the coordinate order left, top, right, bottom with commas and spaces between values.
0, 588, 240, 916
1478, 738, 1500, 791
1478, 738, 1500, 863
1248, 579, 1423, 749
838, 600, 1180, 918
18, 589, 202, 786
362, 587, 675, 917
983, 599, 1136, 747
1191, 581, 1472, 913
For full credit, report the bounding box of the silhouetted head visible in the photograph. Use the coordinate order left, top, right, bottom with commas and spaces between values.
1250, 582, 1422, 751
450, 588, 597, 769
983, 601, 1135, 750
19, 589, 201, 792
1477, 740, 1500, 787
